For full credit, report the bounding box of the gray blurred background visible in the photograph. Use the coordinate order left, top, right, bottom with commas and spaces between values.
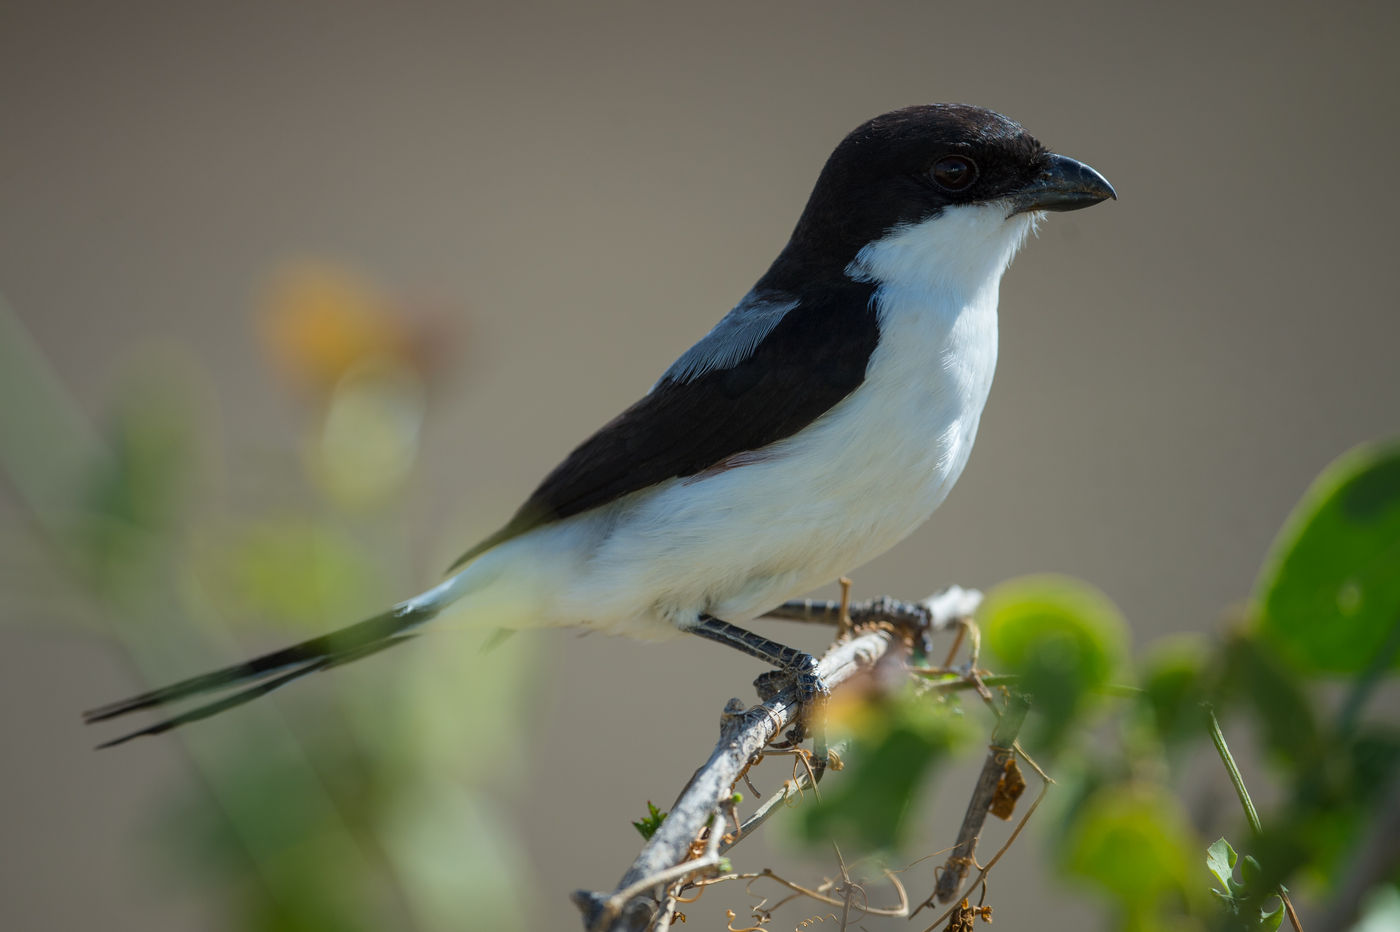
3, 1, 1397, 930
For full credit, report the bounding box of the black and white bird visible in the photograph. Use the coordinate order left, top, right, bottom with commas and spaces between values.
85, 104, 1115, 747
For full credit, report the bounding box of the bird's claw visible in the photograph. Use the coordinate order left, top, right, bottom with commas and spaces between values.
752, 652, 830, 781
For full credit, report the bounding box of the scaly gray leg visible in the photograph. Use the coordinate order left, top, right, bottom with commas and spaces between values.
691, 614, 829, 778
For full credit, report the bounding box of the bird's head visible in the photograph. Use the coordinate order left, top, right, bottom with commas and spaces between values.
767, 104, 1115, 293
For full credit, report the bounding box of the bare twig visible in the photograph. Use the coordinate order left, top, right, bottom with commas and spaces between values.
574, 588, 981, 932
719, 743, 848, 853
916, 742, 1052, 931
836, 578, 854, 640
694, 865, 909, 919
930, 690, 1031, 904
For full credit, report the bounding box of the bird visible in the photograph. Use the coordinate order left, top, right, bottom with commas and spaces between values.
84, 103, 1115, 748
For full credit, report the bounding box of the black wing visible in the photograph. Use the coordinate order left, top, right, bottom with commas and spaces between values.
450, 279, 879, 569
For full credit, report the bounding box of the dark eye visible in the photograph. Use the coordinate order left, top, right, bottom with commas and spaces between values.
930, 155, 978, 191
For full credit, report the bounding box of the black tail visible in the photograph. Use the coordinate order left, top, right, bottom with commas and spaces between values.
84, 604, 435, 748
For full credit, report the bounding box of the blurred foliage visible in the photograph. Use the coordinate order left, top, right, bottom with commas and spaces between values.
1254, 441, 1400, 676
3, 280, 536, 932
1062, 783, 1203, 928
193, 519, 381, 632
981, 575, 1127, 754
785, 441, 1400, 931
798, 685, 977, 852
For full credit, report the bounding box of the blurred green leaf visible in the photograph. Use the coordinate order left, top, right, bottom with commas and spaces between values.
380, 784, 532, 932
1255, 441, 1400, 675
981, 575, 1128, 751
1220, 634, 1320, 763
798, 690, 974, 851
196, 519, 381, 631
1281, 727, 1400, 891
69, 372, 200, 596
1062, 784, 1200, 919
0, 295, 106, 529
1350, 729, 1400, 800
87, 388, 194, 532
1139, 634, 1211, 744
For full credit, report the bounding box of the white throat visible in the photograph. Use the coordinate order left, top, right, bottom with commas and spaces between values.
841, 201, 1038, 474
846, 200, 1037, 299
818, 201, 1039, 555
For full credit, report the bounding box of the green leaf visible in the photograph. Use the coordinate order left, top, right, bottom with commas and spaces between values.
1220, 634, 1320, 763
196, 519, 381, 631
1206, 837, 1239, 895
1063, 784, 1198, 911
1139, 635, 1210, 743
1206, 836, 1287, 930
981, 575, 1128, 751
70, 372, 201, 593
798, 691, 974, 851
633, 802, 666, 841
1255, 441, 1400, 675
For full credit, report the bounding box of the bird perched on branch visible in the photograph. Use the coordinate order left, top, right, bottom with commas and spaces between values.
86, 104, 1114, 747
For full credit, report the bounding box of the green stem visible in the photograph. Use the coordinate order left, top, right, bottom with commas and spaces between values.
1205, 704, 1262, 836
915, 671, 1143, 699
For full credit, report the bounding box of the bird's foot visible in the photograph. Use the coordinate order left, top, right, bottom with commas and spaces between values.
753, 652, 830, 781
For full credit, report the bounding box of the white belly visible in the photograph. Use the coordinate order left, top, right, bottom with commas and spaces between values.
444, 205, 1029, 640
489, 282, 1000, 639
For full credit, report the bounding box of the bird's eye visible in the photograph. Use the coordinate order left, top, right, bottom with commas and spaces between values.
930, 155, 978, 191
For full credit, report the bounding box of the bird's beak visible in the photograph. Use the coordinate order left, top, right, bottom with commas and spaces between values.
1009, 153, 1116, 214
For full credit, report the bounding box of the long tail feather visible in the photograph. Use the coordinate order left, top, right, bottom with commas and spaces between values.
94, 660, 334, 749
84, 603, 437, 746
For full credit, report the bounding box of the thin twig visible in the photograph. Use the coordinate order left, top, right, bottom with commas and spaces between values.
939, 623, 967, 671
931, 690, 1031, 903
834, 843, 854, 930
916, 743, 1051, 931
836, 578, 854, 641
1282, 892, 1305, 932
695, 866, 909, 918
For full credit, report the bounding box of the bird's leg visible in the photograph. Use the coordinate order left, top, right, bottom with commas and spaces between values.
836, 576, 854, 640
690, 614, 829, 778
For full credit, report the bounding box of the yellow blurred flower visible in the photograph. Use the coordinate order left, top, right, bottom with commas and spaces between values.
258, 261, 456, 399
257, 261, 462, 507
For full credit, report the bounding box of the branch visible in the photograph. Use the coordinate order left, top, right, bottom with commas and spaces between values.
572, 587, 982, 932
930, 690, 1031, 904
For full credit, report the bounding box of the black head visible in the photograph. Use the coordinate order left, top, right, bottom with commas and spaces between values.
760, 104, 1114, 290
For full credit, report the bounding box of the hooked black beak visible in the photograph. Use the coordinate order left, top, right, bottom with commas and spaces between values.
1010, 153, 1116, 215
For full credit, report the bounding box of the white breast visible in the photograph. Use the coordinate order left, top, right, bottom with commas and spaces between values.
449, 203, 1037, 640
